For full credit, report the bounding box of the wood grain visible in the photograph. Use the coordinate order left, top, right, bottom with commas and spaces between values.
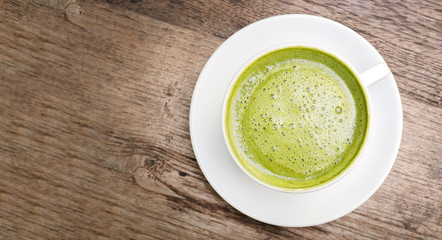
0, 0, 441, 239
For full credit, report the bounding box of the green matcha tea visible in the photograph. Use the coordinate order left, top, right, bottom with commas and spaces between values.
224, 46, 369, 190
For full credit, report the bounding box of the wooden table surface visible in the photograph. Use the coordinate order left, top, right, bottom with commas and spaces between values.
1, 0, 441, 239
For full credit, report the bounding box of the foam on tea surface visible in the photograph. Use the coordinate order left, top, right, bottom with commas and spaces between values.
225, 47, 369, 190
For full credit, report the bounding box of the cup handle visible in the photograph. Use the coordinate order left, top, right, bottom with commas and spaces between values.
359, 63, 391, 87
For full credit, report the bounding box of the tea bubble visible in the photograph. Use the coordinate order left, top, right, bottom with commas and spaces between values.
335, 106, 342, 114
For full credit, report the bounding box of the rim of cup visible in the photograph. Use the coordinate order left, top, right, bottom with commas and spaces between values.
222, 43, 372, 193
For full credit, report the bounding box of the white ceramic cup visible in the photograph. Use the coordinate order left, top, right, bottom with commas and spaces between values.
222, 43, 391, 193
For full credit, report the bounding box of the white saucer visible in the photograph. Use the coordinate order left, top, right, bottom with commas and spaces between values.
189, 14, 403, 227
